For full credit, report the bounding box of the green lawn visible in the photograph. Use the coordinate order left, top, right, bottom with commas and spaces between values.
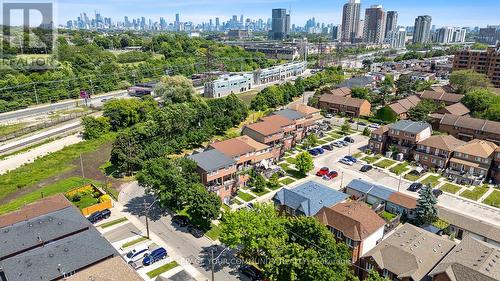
252, 188, 270, 196
0, 123, 26, 136
71, 193, 99, 210
323, 137, 335, 142
374, 159, 396, 169
280, 177, 296, 186
205, 223, 222, 240
221, 204, 231, 213
121, 236, 149, 248
0, 134, 116, 201
440, 183, 462, 194
100, 217, 128, 228
317, 140, 328, 145
404, 172, 425, 182
284, 157, 297, 165
482, 190, 500, 208
0, 177, 101, 215
280, 163, 307, 179
352, 152, 363, 158
232, 198, 243, 205
380, 211, 396, 221
361, 155, 381, 164
146, 261, 179, 278
389, 162, 410, 175
237, 191, 256, 202
460, 185, 489, 201
420, 175, 442, 188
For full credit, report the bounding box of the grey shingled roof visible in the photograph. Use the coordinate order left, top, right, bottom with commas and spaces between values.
346, 179, 395, 201
337, 76, 374, 89
188, 149, 236, 173
1, 228, 116, 281
273, 181, 348, 216
272, 109, 305, 121
0, 207, 91, 259
438, 208, 500, 243
390, 120, 431, 134
429, 236, 500, 281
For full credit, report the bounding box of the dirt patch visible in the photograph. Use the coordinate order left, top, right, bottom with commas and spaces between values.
0, 141, 128, 205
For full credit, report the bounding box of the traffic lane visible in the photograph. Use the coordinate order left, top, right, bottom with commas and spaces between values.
103, 222, 142, 243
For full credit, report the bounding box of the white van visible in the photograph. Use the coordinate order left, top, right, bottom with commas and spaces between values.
124, 245, 149, 264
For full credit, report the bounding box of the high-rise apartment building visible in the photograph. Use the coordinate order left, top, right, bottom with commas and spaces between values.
270, 8, 290, 40
341, 0, 361, 43
363, 5, 386, 44
435, 27, 467, 44
389, 27, 406, 49
413, 15, 432, 44
385, 11, 398, 39
453, 43, 500, 88
332, 25, 341, 41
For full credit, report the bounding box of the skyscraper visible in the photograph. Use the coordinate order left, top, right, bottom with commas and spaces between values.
341, 0, 361, 43
389, 27, 406, 49
270, 8, 290, 40
332, 25, 341, 41
363, 5, 386, 44
413, 15, 432, 44
385, 11, 398, 39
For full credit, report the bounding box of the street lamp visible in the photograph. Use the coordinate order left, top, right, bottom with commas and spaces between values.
211, 246, 230, 281
143, 198, 159, 239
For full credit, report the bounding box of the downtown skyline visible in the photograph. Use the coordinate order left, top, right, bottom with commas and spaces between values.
55, 0, 500, 27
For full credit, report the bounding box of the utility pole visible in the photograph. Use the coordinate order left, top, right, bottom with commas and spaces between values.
340, 171, 344, 189
33, 84, 39, 104
211, 249, 215, 281
143, 199, 150, 239
398, 174, 402, 192
80, 154, 85, 178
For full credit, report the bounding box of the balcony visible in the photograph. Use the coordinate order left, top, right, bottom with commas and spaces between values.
207, 179, 237, 192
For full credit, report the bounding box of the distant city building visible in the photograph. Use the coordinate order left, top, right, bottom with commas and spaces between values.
453, 43, 500, 88
389, 27, 407, 49
227, 29, 250, 39
331, 24, 341, 41
270, 8, 290, 40
363, 5, 386, 44
413, 15, 432, 44
435, 27, 466, 44
384, 11, 398, 39
477, 26, 500, 44
341, 0, 361, 43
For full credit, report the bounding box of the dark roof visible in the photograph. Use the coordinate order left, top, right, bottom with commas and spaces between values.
438, 208, 500, 243
417, 135, 466, 152
390, 120, 432, 134
188, 149, 235, 172
319, 95, 368, 108
419, 90, 463, 104
442, 102, 470, 116
272, 109, 305, 121
315, 202, 386, 241
429, 236, 500, 281
439, 114, 500, 135
337, 76, 374, 88
346, 179, 395, 201
273, 181, 348, 216
388, 95, 421, 115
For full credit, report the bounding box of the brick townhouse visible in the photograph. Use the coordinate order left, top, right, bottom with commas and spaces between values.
318, 95, 371, 117
492, 147, 500, 184
447, 139, 498, 185
315, 202, 386, 264
417, 90, 463, 106
436, 114, 500, 145
414, 135, 466, 170
386, 95, 421, 120
368, 120, 432, 159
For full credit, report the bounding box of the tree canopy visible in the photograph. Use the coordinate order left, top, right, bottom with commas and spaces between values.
449, 70, 492, 94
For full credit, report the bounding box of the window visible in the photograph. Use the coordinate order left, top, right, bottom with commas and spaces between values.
382, 269, 389, 278
346, 237, 354, 248
366, 263, 374, 271
336, 229, 342, 238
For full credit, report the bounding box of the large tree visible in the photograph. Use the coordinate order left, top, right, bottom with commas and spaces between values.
351, 87, 370, 100
187, 184, 221, 228
415, 186, 438, 226
154, 75, 196, 103
408, 99, 442, 122
366, 270, 389, 281
449, 70, 492, 94
295, 152, 314, 176
461, 88, 500, 121
81, 116, 110, 140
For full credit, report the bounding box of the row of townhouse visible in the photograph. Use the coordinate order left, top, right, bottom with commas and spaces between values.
271, 180, 500, 281
187, 104, 322, 204
368, 120, 500, 184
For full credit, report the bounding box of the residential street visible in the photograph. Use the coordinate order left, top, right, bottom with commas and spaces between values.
118, 182, 247, 281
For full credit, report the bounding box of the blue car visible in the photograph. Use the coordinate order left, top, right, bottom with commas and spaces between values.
143, 247, 167, 266
315, 147, 325, 154
344, 155, 358, 163
308, 149, 319, 156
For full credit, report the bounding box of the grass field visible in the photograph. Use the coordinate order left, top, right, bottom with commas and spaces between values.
237, 90, 259, 106
285, 157, 297, 165
352, 152, 363, 159
100, 217, 128, 228
0, 134, 116, 201
404, 172, 424, 182
420, 175, 442, 187
361, 155, 382, 164
0, 177, 101, 215
252, 188, 270, 196
71, 193, 99, 210
0, 123, 25, 136
121, 236, 149, 249
380, 211, 396, 221
439, 183, 462, 194
483, 190, 500, 208
389, 162, 410, 175
460, 185, 489, 201
146, 261, 179, 278
280, 177, 296, 186
205, 223, 222, 240
374, 159, 396, 169
237, 191, 256, 202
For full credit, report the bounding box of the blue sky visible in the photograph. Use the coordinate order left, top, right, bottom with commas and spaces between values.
56, 0, 499, 27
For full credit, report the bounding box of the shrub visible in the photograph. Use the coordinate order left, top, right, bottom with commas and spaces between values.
99, 194, 112, 203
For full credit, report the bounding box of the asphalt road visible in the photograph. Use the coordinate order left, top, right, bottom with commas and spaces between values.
104, 222, 142, 243
119, 182, 250, 281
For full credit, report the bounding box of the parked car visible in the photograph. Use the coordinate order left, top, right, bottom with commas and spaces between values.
172, 215, 190, 227
348, 118, 355, 123
308, 149, 319, 156
368, 123, 380, 129
344, 136, 355, 143
339, 141, 349, 146
344, 155, 358, 163
246, 202, 254, 209
143, 248, 167, 266
321, 144, 333, 151
332, 141, 343, 148
188, 226, 205, 238
325, 113, 333, 118
316, 167, 330, 177
339, 158, 354, 166
360, 165, 373, 172
124, 245, 149, 264
408, 182, 423, 192
315, 147, 325, 154
357, 121, 367, 126
323, 170, 339, 180
432, 189, 443, 198
87, 209, 111, 224
240, 265, 263, 281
